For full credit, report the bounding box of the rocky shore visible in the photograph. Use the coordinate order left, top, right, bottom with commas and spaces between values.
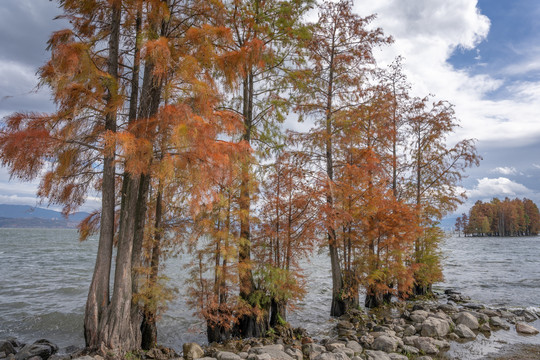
2, 289, 539, 360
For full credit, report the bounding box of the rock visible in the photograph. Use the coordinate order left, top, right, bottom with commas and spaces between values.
217, 352, 242, 360
500, 310, 515, 319
456, 312, 479, 330
480, 309, 500, 317
183, 343, 205, 360
409, 310, 429, 323
403, 325, 416, 336
324, 343, 345, 352
359, 335, 374, 347
416, 357, 433, 360
480, 323, 491, 332
388, 354, 407, 360
447, 333, 459, 341
420, 317, 449, 338
199, 358, 217, 360
15, 340, 58, 360
513, 309, 538, 322
238, 352, 248, 359
71, 357, 93, 360
400, 345, 419, 355
254, 348, 293, 360
490, 316, 510, 330
345, 341, 362, 354
454, 324, 476, 339
412, 337, 439, 355
302, 344, 325, 355
516, 322, 540, 335
285, 348, 302, 360
371, 335, 398, 353
402, 336, 417, 346
247, 354, 271, 360
364, 350, 391, 360
337, 321, 354, 330
0, 342, 16, 356
313, 353, 348, 360
438, 304, 458, 313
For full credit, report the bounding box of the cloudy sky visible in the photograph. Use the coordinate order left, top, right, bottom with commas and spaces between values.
0, 0, 539, 216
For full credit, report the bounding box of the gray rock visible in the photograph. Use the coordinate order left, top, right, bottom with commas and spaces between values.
438, 304, 458, 313
71, 357, 94, 360
513, 309, 538, 322
371, 335, 398, 353
388, 354, 408, 360
0, 342, 16, 356
400, 345, 419, 355
480, 323, 491, 332
409, 310, 429, 323
15, 340, 58, 360
454, 324, 476, 339
500, 310, 515, 319
199, 358, 218, 360
516, 322, 540, 335
345, 341, 362, 354
364, 350, 391, 360
403, 325, 416, 336
183, 343, 205, 360
490, 316, 510, 330
421, 317, 450, 338
247, 354, 271, 360
480, 309, 500, 317
402, 336, 418, 346
325, 343, 345, 352
217, 352, 242, 360
447, 333, 459, 341
238, 352, 248, 359
313, 353, 348, 360
416, 357, 433, 360
412, 337, 438, 355
259, 345, 284, 352
285, 348, 302, 360
433, 339, 450, 349
456, 312, 479, 330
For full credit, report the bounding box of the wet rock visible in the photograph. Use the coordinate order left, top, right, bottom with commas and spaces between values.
217, 352, 242, 360
515, 322, 540, 335
0, 341, 16, 356
420, 317, 450, 338
490, 316, 510, 330
480, 323, 491, 332
499, 310, 515, 319
480, 308, 499, 317
15, 340, 58, 360
371, 335, 398, 353
345, 340, 363, 354
454, 324, 476, 339
512, 309, 538, 322
183, 343, 205, 360
456, 312, 479, 330
412, 337, 439, 355
364, 350, 391, 360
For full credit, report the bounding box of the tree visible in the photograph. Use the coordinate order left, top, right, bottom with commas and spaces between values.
292, 0, 391, 317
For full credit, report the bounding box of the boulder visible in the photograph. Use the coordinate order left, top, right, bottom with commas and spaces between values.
15, 340, 58, 360
438, 304, 458, 313
217, 352, 242, 360
480, 323, 491, 332
456, 312, 479, 330
412, 337, 439, 355
238, 352, 248, 359
400, 345, 419, 355
313, 353, 348, 360
388, 354, 408, 360
512, 309, 538, 322
364, 350, 391, 360
515, 322, 540, 335
183, 343, 205, 360
420, 317, 450, 338
416, 357, 433, 360
409, 310, 429, 323
454, 324, 476, 339
285, 348, 302, 360
247, 354, 271, 360
490, 316, 510, 330
345, 340, 363, 354
371, 335, 398, 353
403, 325, 416, 336
324, 343, 345, 352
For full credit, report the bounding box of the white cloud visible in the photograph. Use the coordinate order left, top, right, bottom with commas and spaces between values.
352, 0, 540, 146
490, 166, 517, 175
467, 177, 533, 199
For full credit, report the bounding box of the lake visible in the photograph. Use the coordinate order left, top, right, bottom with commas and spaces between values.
1, 229, 539, 355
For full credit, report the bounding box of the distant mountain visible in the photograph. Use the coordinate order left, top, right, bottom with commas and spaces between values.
0, 204, 90, 228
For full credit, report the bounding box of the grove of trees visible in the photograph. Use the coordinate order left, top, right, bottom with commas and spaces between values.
456, 198, 540, 237
0, 0, 479, 355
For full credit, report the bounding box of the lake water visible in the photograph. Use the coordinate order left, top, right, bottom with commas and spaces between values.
1, 229, 539, 355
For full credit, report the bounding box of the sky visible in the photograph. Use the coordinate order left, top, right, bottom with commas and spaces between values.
0, 0, 539, 216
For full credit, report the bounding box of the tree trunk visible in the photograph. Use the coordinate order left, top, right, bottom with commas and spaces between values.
270, 299, 287, 327
84, 1, 121, 348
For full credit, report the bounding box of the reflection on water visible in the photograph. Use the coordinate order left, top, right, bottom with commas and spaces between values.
1, 229, 539, 353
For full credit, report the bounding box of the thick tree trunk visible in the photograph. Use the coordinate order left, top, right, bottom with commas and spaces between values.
270, 299, 287, 327
84, 1, 121, 348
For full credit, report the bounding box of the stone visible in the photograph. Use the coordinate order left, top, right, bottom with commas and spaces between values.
456, 312, 479, 330
402, 336, 418, 346
516, 322, 540, 335
490, 316, 510, 329
403, 325, 416, 336
388, 354, 408, 360
337, 321, 354, 329
480, 309, 499, 317
454, 324, 476, 339
480, 323, 491, 332
345, 341, 362, 354
313, 353, 348, 360
284, 348, 302, 360
500, 310, 515, 319
217, 352, 242, 360
432, 339, 450, 349
513, 309, 538, 322
247, 354, 271, 360
199, 358, 217, 360
412, 337, 439, 355
400, 345, 419, 355
416, 357, 433, 360
183, 343, 205, 360
438, 304, 458, 313
364, 350, 391, 360
0, 342, 16, 356
409, 310, 429, 323
421, 317, 450, 338
371, 335, 398, 353
325, 343, 345, 352
238, 352, 248, 359
71, 357, 94, 360
15, 340, 58, 360
302, 344, 325, 355
447, 333, 459, 341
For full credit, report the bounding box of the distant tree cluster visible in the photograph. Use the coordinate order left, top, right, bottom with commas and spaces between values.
0, 0, 479, 355
455, 198, 540, 237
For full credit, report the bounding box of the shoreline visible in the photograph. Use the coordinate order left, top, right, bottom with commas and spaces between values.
2, 288, 539, 360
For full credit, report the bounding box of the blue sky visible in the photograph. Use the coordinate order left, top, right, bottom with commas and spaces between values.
1, 0, 540, 216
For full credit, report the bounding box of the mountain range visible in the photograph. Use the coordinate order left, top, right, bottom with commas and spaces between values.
0, 204, 90, 228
